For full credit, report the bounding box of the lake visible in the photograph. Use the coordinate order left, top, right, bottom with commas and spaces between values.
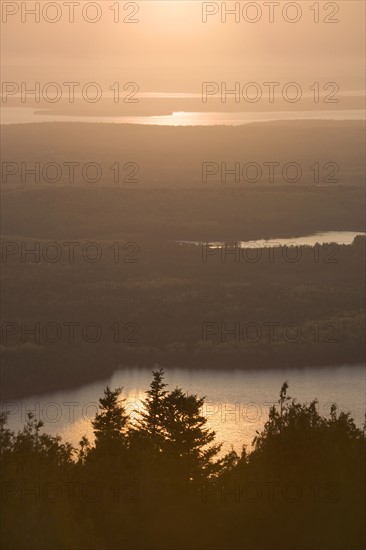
1, 364, 364, 456
1, 107, 365, 126
179, 231, 365, 248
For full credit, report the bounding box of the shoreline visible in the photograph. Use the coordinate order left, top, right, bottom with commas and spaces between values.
2, 359, 365, 402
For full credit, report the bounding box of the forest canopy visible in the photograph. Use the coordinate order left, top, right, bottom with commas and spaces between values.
1, 371, 365, 550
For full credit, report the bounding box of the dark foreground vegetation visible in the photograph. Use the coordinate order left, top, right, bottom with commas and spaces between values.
1, 370, 365, 550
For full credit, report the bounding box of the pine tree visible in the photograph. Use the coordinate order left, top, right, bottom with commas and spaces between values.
92, 386, 129, 455
135, 368, 168, 446
163, 387, 221, 483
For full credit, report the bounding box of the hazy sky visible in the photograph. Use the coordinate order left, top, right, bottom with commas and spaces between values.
1, 1, 365, 91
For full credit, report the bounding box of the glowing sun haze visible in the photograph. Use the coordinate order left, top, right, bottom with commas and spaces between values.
1, 1, 365, 91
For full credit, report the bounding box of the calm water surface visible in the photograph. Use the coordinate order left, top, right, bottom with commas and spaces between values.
2, 107, 365, 126
2, 365, 364, 455
180, 231, 365, 248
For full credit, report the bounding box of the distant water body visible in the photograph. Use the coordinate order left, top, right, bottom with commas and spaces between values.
1, 107, 365, 126
1, 365, 365, 455
179, 231, 366, 248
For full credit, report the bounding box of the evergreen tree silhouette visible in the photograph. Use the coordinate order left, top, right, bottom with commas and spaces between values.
162, 387, 221, 483
1, 380, 365, 550
135, 368, 168, 447
91, 386, 129, 457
